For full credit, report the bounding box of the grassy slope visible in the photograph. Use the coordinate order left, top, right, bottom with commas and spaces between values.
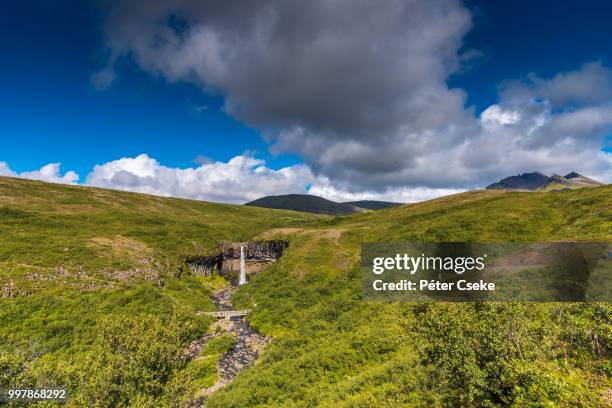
1, 177, 611, 406
0, 176, 321, 295
342, 200, 402, 210
0, 176, 321, 406
211, 186, 612, 407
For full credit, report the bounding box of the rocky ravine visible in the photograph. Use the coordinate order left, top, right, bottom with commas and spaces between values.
190, 286, 271, 403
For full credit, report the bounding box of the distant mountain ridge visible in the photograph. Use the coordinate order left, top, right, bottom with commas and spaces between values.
486, 172, 604, 191
342, 200, 402, 210
245, 194, 402, 215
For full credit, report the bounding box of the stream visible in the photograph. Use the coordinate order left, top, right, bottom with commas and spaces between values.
211, 287, 270, 385
190, 284, 271, 402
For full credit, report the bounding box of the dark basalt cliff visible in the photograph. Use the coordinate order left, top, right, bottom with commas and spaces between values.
183, 240, 288, 277
220, 240, 288, 261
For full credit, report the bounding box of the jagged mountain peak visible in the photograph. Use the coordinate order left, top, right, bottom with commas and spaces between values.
564, 171, 582, 179
485, 172, 551, 190
486, 171, 604, 191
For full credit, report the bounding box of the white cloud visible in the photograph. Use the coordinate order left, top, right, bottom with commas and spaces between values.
95, 0, 475, 190
460, 63, 612, 184
21, 163, 79, 184
0, 162, 16, 177
2, 154, 459, 204
94, 1, 612, 192
85, 153, 314, 204
4, 4, 612, 204
0, 162, 79, 184
531, 61, 612, 106
307, 179, 464, 203
1, 144, 609, 206
83, 153, 468, 204
479, 105, 521, 128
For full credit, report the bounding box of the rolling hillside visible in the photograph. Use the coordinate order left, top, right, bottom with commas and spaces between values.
1, 177, 611, 407
245, 194, 362, 215
0, 176, 321, 296
341, 200, 403, 210
214, 185, 612, 407
245, 194, 403, 215
0, 176, 322, 406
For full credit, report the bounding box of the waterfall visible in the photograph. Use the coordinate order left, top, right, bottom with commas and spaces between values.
239, 244, 247, 285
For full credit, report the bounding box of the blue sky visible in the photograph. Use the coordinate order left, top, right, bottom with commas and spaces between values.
456, 1, 612, 110
1, 0, 611, 203
0, 1, 284, 177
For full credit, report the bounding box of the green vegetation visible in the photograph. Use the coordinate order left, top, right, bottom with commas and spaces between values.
0, 176, 320, 295
1, 176, 611, 406
245, 193, 362, 215
342, 200, 402, 210
163, 333, 237, 405
0, 176, 318, 407
245, 194, 401, 215
214, 186, 612, 407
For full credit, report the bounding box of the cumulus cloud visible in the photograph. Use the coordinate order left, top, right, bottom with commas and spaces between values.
0, 162, 79, 184
463, 62, 612, 182
83, 153, 464, 203
1, 152, 464, 203
530, 61, 612, 106
3, 154, 458, 204
85, 153, 314, 203
0, 162, 14, 177
95, 0, 475, 188
308, 181, 464, 204
94, 0, 612, 192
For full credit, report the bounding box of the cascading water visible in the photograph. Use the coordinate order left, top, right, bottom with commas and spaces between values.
238, 244, 247, 285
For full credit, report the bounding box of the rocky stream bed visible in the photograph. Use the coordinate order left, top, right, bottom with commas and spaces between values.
190, 285, 271, 404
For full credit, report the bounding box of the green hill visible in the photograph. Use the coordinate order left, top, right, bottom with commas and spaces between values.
245, 194, 362, 215
214, 185, 612, 407
0, 176, 321, 295
1, 176, 611, 407
245, 194, 403, 215
342, 200, 403, 210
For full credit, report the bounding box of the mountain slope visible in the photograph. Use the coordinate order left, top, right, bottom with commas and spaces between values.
211, 185, 612, 407
245, 194, 404, 215
0, 176, 322, 295
487, 171, 604, 191
1, 177, 611, 407
564, 171, 604, 188
486, 172, 551, 190
341, 200, 402, 210
245, 194, 362, 215
0, 176, 323, 406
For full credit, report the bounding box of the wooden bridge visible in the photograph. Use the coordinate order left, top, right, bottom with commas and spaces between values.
200, 309, 251, 319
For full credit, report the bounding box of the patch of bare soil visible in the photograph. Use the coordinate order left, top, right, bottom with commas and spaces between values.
87, 236, 153, 258
254, 227, 303, 240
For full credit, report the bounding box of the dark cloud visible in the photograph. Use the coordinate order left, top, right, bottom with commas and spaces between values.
95, 0, 612, 193
532, 61, 612, 107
